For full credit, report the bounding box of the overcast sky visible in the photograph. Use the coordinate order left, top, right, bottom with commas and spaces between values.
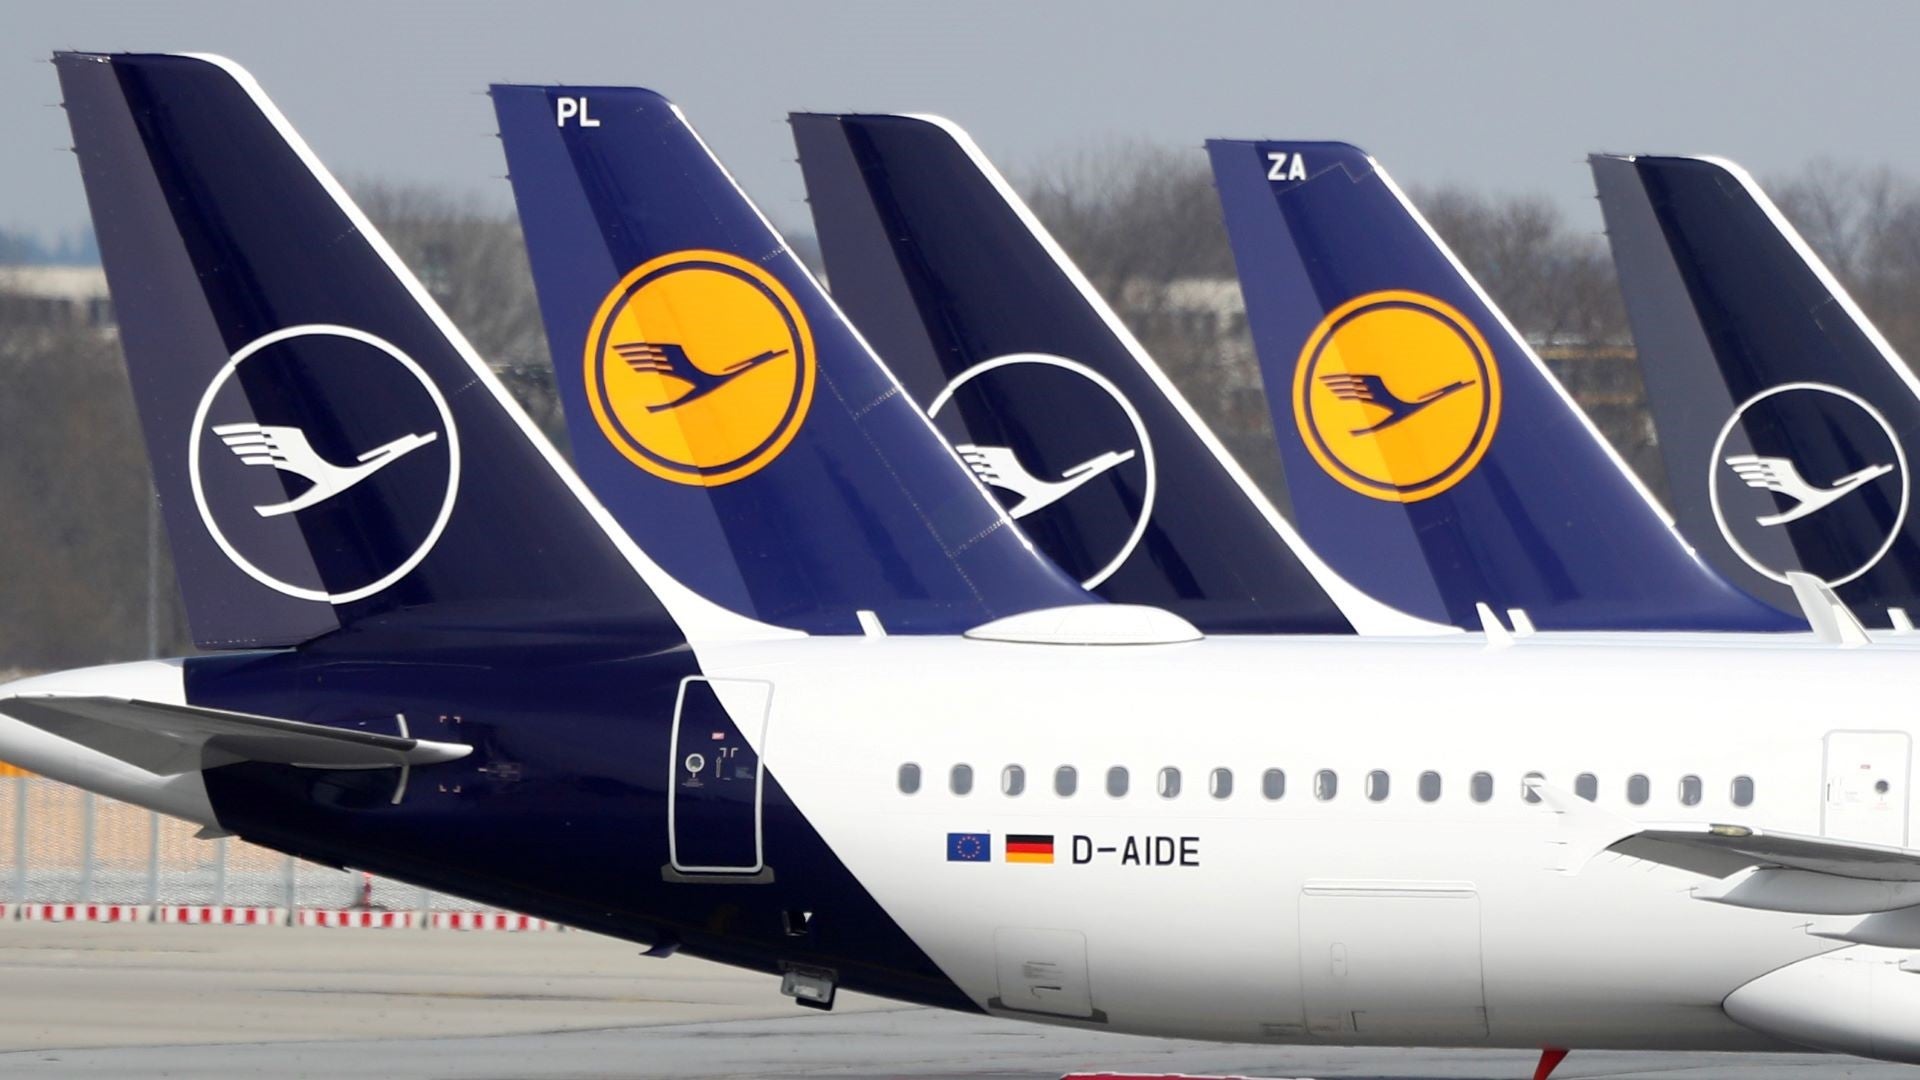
6, 1, 1919, 246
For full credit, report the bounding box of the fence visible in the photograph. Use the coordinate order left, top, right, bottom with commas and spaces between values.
0, 776, 488, 912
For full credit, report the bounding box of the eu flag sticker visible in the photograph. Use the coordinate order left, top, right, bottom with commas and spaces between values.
947, 832, 990, 862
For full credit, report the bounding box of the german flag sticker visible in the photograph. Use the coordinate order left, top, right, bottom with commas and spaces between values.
1006, 834, 1054, 864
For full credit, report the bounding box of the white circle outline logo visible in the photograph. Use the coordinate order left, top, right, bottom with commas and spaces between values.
188, 324, 462, 604
1708, 381, 1906, 587
927, 353, 1155, 589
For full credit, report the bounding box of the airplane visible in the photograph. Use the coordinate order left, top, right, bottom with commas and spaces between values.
19, 52, 1920, 1077
1205, 139, 1805, 633
788, 112, 1435, 633
793, 115, 1799, 637
487, 85, 1103, 638
1592, 153, 1920, 630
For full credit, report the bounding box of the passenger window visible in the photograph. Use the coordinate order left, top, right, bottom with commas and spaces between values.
1679, 774, 1703, 806
1054, 766, 1077, 797
950, 764, 973, 796
1001, 765, 1025, 797
1627, 774, 1650, 805
898, 763, 921, 795
1314, 769, 1338, 801
1522, 771, 1544, 804
1731, 775, 1755, 807
1210, 768, 1233, 799
1575, 773, 1598, 802
1365, 770, 1389, 802
1107, 766, 1130, 797
1262, 768, 1286, 800
1418, 771, 1441, 802
1470, 772, 1493, 803
1158, 767, 1181, 799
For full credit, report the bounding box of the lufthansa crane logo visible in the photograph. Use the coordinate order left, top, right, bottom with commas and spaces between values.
189, 325, 460, 605
928, 354, 1155, 590
1293, 290, 1501, 502
1709, 382, 1908, 586
584, 249, 816, 486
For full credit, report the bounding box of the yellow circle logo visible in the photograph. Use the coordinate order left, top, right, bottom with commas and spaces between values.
1293, 290, 1501, 502
584, 249, 816, 486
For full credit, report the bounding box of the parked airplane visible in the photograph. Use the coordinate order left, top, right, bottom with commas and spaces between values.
1592, 153, 1920, 630
16, 53, 1920, 1077
788, 112, 1433, 634
490, 85, 1097, 637
1208, 140, 1803, 633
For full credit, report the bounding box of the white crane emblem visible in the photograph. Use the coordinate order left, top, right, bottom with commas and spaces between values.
956, 444, 1137, 519
212, 423, 440, 518
1723, 454, 1893, 527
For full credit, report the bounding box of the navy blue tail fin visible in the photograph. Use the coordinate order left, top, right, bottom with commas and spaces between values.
56, 53, 759, 650
789, 113, 1438, 634
1207, 139, 1799, 632
1593, 154, 1920, 627
491, 87, 1093, 635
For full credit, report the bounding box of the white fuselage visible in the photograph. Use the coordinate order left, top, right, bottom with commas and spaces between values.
696, 631, 1919, 1050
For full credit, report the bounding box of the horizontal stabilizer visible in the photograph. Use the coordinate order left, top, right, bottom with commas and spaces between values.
0, 695, 470, 776
1612, 823, 1920, 884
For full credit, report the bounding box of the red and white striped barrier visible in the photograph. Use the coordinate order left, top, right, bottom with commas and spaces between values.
156, 906, 286, 926
295, 908, 418, 929
429, 911, 554, 932
17, 903, 149, 923
1, 903, 562, 930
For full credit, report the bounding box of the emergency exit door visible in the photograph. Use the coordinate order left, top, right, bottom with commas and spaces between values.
668, 677, 773, 879
1823, 730, 1910, 848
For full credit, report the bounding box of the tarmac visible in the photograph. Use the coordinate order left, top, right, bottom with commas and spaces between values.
0, 921, 1913, 1079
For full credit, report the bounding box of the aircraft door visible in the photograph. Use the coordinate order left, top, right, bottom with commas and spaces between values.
1823, 730, 1911, 847
1298, 882, 1488, 1042
667, 677, 774, 881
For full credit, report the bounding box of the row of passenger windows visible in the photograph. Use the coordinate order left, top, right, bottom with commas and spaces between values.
897, 764, 1755, 807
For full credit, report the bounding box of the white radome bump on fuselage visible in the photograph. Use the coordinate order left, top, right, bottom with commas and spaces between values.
695, 630, 1920, 1049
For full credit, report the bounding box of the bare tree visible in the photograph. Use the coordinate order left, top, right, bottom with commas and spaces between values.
351, 181, 566, 447
0, 325, 188, 668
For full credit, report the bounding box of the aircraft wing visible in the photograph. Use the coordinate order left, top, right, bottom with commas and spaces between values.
0, 695, 470, 776
1611, 824, 1920, 882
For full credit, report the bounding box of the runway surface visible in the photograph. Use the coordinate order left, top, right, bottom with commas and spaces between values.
0, 921, 1910, 1079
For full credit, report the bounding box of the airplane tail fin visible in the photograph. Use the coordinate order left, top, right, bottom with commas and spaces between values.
788, 112, 1440, 635
1207, 139, 1800, 632
56, 52, 770, 650
1592, 154, 1920, 627
491, 87, 1092, 634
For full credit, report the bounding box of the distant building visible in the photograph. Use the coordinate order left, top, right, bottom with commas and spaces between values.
0, 265, 114, 333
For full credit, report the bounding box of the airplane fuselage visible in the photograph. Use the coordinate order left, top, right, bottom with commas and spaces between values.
5, 628, 1913, 1054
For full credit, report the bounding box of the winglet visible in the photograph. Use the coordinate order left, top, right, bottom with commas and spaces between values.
1787, 571, 1872, 646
